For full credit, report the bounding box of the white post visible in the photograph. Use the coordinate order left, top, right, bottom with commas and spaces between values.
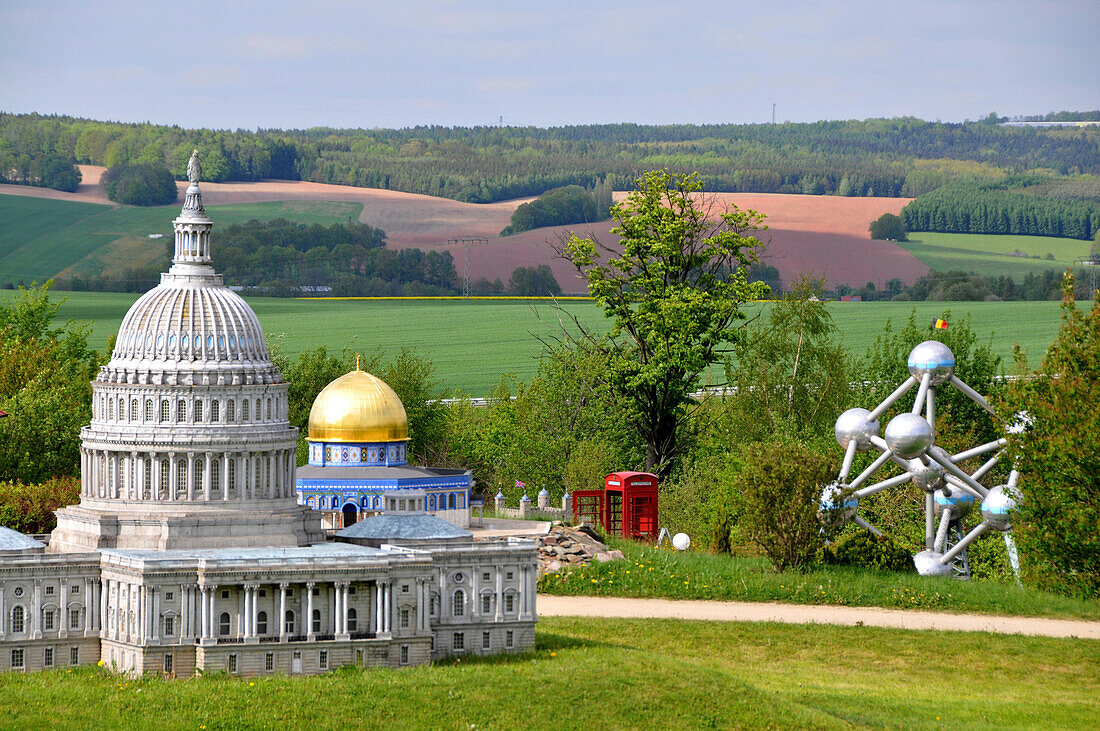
279, 583, 287, 640
306, 582, 315, 639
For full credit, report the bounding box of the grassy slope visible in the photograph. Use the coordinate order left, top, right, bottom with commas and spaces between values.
900, 232, 1090, 279
0, 195, 362, 283
35, 293, 1075, 396
2, 617, 1096, 729
538, 541, 1100, 620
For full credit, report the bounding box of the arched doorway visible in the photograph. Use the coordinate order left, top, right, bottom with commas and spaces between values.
342, 502, 358, 527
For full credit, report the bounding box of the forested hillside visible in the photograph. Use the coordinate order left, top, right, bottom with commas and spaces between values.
3, 112, 1098, 203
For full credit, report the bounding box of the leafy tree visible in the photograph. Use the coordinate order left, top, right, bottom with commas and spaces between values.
507, 265, 561, 296
1003, 273, 1100, 598
501, 185, 603, 235
38, 155, 81, 192
869, 212, 908, 241
561, 170, 769, 476
101, 163, 178, 205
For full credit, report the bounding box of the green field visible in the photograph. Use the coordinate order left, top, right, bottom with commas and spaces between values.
0, 194, 363, 284
1, 617, 1096, 729
900, 232, 1091, 279
29, 292, 1077, 396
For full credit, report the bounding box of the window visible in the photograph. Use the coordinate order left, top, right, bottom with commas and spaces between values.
506, 572, 514, 581
285, 610, 295, 634
429, 595, 437, 616
482, 631, 491, 650
312, 587, 320, 596
194, 460, 204, 491
452, 632, 464, 652
164, 616, 174, 636
453, 590, 465, 617
165, 592, 173, 602
257, 611, 268, 635
219, 612, 230, 636
227, 400, 235, 421
349, 586, 356, 595
11, 606, 25, 633
130, 399, 138, 421
453, 573, 464, 584
228, 460, 236, 491
266, 399, 272, 420
221, 590, 229, 599
319, 650, 328, 669
177, 460, 186, 493
70, 647, 79, 666
481, 595, 492, 614
399, 608, 409, 629
259, 590, 266, 598
400, 645, 409, 665
194, 400, 203, 422
286, 589, 294, 598
44, 647, 54, 667
356, 648, 364, 665
347, 608, 357, 632
177, 399, 186, 423
72, 584, 80, 595
108, 398, 114, 420
255, 399, 261, 420
506, 630, 514, 648
160, 400, 170, 422
210, 400, 220, 422
144, 399, 153, 421
45, 586, 54, 596
44, 609, 55, 631
400, 584, 408, 594
242, 400, 249, 420
265, 652, 274, 672
312, 609, 321, 633
160, 460, 169, 494
13, 587, 22, 598
11, 649, 24, 669
70, 608, 81, 630
211, 461, 220, 491
228, 654, 238, 674
483, 572, 491, 582
164, 653, 173, 675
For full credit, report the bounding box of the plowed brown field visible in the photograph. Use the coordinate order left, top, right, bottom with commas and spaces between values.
1, 167, 921, 291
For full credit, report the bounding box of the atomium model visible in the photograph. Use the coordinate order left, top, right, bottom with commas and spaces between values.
818, 340, 1023, 578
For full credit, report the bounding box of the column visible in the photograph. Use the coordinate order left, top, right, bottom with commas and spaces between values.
168, 454, 177, 501
152, 587, 160, 642
333, 583, 341, 635
240, 587, 248, 638
58, 580, 68, 638
341, 583, 349, 636
99, 579, 108, 635
208, 585, 217, 640
134, 452, 143, 500
279, 583, 288, 641
416, 579, 426, 633
203, 452, 212, 502
495, 571, 504, 622
382, 581, 391, 635
186, 452, 195, 501
251, 585, 260, 639
0, 581, 6, 640
267, 453, 275, 499
373, 582, 382, 634
32, 579, 42, 639
223, 453, 231, 501
111, 452, 119, 499
306, 582, 315, 638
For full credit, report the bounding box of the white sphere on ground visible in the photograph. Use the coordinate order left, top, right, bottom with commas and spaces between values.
834, 408, 880, 451
672, 533, 691, 551
981, 484, 1020, 532
907, 340, 956, 385
884, 413, 934, 459
909, 458, 946, 493
934, 486, 975, 521
913, 549, 953, 576
817, 481, 857, 526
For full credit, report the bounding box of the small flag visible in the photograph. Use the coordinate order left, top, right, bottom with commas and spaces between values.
515, 480, 526, 489
933, 318, 948, 330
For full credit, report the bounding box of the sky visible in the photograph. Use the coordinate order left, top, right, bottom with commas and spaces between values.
1, 0, 1098, 130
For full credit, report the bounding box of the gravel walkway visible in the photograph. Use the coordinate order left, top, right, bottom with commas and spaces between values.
537, 595, 1100, 639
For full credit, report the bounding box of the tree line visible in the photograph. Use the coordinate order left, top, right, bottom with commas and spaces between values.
501, 183, 612, 235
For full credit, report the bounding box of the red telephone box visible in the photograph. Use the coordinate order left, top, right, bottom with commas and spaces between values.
573, 471, 659, 540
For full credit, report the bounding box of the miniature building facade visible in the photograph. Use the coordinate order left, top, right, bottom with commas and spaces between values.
0, 169, 535, 677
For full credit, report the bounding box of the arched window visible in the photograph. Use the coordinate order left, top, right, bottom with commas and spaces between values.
194, 460, 203, 491
226, 400, 235, 421
130, 399, 138, 421
505, 592, 516, 614
160, 460, 170, 497
347, 608, 357, 632
284, 610, 295, 635
108, 397, 114, 420
257, 611, 268, 635
211, 400, 220, 422
312, 609, 321, 633
211, 461, 220, 491
176, 399, 186, 423
255, 399, 261, 421
160, 400, 170, 422
242, 400, 249, 421
177, 460, 187, 494
266, 398, 272, 420
453, 589, 465, 617
449, 493, 456, 509
10, 605, 25, 633
228, 460, 236, 491
430, 594, 438, 617
219, 612, 230, 636
194, 400, 203, 422
144, 399, 153, 421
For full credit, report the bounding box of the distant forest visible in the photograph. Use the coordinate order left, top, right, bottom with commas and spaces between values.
3, 112, 1099, 204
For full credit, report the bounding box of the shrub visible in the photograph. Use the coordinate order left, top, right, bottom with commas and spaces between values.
728, 441, 835, 572
869, 212, 908, 241
101, 163, 178, 206
0, 477, 80, 533
832, 530, 913, 572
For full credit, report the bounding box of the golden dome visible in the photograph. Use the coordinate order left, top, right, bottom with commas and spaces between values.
307, 368, 408, 443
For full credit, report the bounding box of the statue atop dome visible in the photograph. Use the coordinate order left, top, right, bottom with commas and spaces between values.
186, 149, 202, 185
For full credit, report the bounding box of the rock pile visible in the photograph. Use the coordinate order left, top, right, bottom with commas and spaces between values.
538, 522, 624, 575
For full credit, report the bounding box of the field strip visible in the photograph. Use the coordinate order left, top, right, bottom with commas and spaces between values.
536, 595, 1100, 638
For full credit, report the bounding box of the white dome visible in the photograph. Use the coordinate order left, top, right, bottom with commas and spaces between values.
112, 281, 268, 364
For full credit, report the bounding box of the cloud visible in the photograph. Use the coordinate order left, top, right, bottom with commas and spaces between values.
476, 77, 532, 94
240, 33, 314, 58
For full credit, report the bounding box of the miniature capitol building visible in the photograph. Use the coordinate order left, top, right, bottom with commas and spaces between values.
0, 164, 536, 677
296, 368, 472, 530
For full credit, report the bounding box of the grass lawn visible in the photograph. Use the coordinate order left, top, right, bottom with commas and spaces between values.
538, 540, 1100, 620
33, 292, 1079, 396
900, 232, 1090, 279
1, 617, 1096, 729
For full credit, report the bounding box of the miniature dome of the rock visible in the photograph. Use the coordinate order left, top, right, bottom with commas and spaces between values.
308, 368, 409, 443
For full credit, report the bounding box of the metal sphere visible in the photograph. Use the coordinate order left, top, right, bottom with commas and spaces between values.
884, 413, 934, 459
913, 549, 953, 577
834, 408, 880, 451
909, 458, 946, 493
817, 481, 857, 526
672, 533, 691, 551
981, 484, 1020, 532
934, 486, 975, 521
907, 340, 956, 385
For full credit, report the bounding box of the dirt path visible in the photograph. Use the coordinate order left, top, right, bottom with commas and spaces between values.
536, 595, 1100, 639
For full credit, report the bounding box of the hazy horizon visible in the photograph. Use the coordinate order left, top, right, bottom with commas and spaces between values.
2, 0, 1098, 131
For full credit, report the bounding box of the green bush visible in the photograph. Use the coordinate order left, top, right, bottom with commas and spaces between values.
832, 530, 913, 572
0, 477, 80, 533
101, 163, 178, 205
